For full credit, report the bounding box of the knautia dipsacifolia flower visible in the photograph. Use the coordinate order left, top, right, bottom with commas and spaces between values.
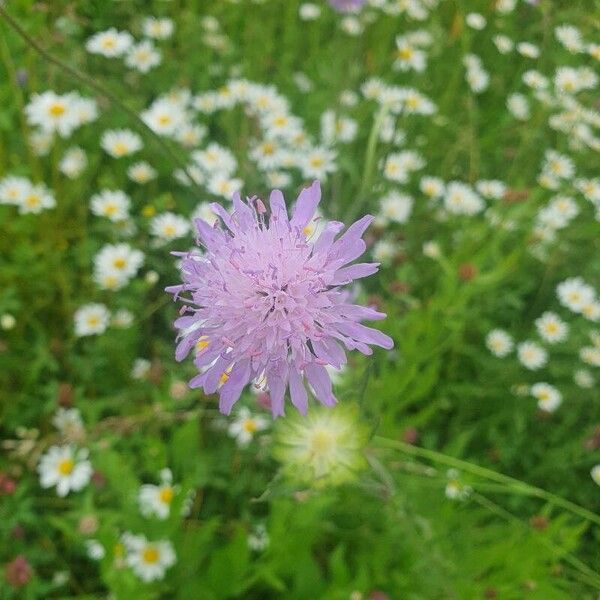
167, 181, 393, 416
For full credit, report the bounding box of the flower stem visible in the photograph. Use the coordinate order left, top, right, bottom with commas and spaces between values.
346, 104, 389, 223
375, 436, 600, 527
471, 491, 600, 589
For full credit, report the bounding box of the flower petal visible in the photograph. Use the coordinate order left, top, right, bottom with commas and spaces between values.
290, 181, 321, 229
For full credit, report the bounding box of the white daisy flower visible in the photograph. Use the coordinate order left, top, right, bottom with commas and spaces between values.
517, 42, 540, 59
25, 91, 81, 138
93, 244, 144, 291
90, 190, 131, 222
574, 369, 594, 389
507, 93, 530, 120
128, 161, 157, 184
378, 190, 413, 224
59, 147, 87, 179
138, 469, 178, 519
227, 408, 269, 447
466, 13, 486, 30
393, 36, 427, 72
74, 303, 110, 337
19, 182, 56, 214
517, 341, 548, 370
142, 17, 175, 40
52, 408, 84, 438
0, 176, 30, 206
38, 445, 92, 497
444, 182, 484, 216
101, 129, 143, 158
150, 212, 191, 241
476, 180, 506, 200
530, 383, 562, 413
557, 278, 595, 313
141, 99, 185, 136
486, 329, 514, 357
420, 176, 445, 199
131, 358, 152, 380
300, 147, 337, 180
125, 40, 161, 73
535, 312, 568, 343
123, 534, 176, 582
372, 239, 398, 265
86, 28, 133, 57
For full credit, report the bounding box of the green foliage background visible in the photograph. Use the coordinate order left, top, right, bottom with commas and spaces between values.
0, 0, 599, 598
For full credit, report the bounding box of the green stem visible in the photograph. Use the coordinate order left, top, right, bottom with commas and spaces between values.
346, 104, 389, 223
375, 437, 600, 527
471, 492, 600, 590
0, 6, 204, 200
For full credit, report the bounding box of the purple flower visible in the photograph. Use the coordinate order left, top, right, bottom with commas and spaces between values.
167, 181, 393, 417
328, 0, 366, 12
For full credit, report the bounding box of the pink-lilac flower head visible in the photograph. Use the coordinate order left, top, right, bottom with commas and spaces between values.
328, 0, 367, 12
167, 181, 393, 417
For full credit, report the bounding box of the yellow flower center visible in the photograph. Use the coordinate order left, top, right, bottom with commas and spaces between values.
49, 103, 66, 117
545, 322, 558, 334
262, 142, 275, 155
102, 37, 116, 49
87, 315, 100, 327
163, 224, 176, 236
243, 419, 258, 433
105, 203, 117, 215
113, 142, 129, 156
309, 157, 324, 168
58, 458, 75, 475
406, 96, 419, 109
158, 114, 172, 125
113, 257, 127, 269
24, 194, 40, 207
142, 547, 160, 564
159, 487, 174, 504
397, 46, 413, 60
